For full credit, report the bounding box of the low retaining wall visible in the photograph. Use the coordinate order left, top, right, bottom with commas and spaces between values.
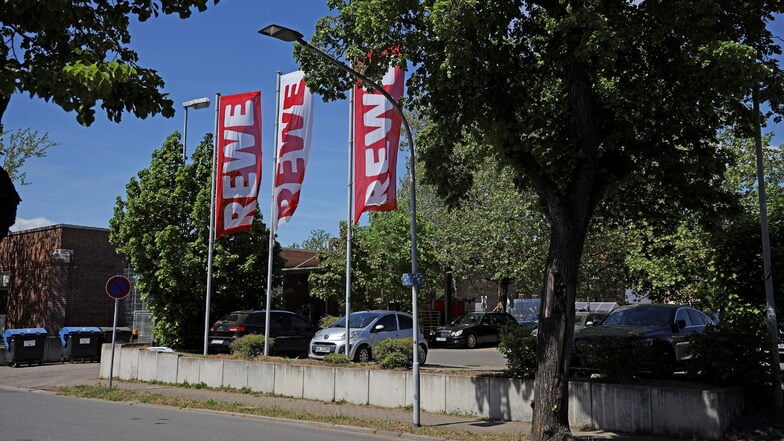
100, 344, 744, 440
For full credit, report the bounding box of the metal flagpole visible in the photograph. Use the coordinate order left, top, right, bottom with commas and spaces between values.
345, 87, 354, 361
203, 92, 221, 356
265, 72, 283, 356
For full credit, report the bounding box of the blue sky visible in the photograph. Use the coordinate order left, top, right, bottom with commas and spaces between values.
4, 3, 784, 247
5, 0, 362, 247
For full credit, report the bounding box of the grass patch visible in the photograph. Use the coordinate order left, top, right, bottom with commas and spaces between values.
56, 385, 527, 441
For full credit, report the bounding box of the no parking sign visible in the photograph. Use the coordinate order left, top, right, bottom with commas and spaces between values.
105, 275, 131, 300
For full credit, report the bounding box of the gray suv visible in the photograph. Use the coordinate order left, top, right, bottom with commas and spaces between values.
309, 310, 428, 363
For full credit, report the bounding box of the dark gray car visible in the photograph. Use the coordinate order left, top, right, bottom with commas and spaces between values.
208, 310, 318, 357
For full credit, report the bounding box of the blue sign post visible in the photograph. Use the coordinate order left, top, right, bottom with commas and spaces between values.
105, 275, 131, 388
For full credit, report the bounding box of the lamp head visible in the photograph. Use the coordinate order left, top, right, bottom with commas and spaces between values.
183, 97, 210, 110
259, 24, 304, 42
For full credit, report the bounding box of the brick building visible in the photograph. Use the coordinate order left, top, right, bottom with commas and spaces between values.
0, 224, 127, 333
0, 225, 322, 335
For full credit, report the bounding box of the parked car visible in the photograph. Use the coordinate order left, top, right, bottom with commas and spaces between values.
517, 313, 539, 333
571, 304, 716, 377
308, 310, 428, 363
573, 311, 609, 333
429, 311, 518, 348
208, 310, 318, 357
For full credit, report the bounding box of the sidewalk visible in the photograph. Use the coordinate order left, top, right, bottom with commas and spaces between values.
0, 362, 683, 441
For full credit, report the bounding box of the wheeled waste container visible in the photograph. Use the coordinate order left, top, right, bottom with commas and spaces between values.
99, 327, 132, 344
59, 327, 102, 362
2, 328, 48, 367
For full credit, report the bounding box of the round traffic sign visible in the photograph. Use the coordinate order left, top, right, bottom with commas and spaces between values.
105, 275, 131, 300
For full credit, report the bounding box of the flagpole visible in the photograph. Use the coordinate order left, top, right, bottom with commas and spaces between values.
264, 72, 283, 356
203, 92, 221, 356
345, 87, 354, 361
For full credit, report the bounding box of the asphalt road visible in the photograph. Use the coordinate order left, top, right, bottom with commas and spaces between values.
0, 387, 405, 441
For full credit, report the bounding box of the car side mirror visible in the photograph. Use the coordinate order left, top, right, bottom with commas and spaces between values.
373, 324, 385, 333
585, 321, 594, 327
673, 320, 687, 332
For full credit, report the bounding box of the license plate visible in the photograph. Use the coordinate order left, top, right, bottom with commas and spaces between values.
314, 345, 331, 353
210, 339, 224, 345
23, 340, 36, 347
79, 338, 91, 345
436, 337, 446, 342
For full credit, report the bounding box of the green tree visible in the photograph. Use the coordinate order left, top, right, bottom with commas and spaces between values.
0, 0, 218, 242
291, 229, 336, 251
110, 133, 282, 349
300, 2, 784, 439
0, 128, 58, 186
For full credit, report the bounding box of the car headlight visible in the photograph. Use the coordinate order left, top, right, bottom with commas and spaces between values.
451, 329, 463, 337
349, 330, 361, 341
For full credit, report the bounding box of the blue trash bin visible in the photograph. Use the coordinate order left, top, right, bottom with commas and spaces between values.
59, 327, 102, 363
3, 328, 48, 367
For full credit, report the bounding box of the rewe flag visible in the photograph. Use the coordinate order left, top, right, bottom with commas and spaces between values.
274, 71, 314, 228
353, 65, 404, 224
214, 91, 262, 238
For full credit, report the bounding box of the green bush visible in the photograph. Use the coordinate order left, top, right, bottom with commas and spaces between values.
319, 315, 340, 329
229, 334, 272, 359
323, 353, 348, 365
687, 305, 775, 390
498, 325, 537, 379
374, 338, 423, 369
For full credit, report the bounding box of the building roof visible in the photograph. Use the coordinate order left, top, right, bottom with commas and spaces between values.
280, 247, 320, 271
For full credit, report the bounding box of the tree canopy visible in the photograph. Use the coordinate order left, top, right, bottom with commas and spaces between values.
301, 2, 784, 440
0, 0, 219, 242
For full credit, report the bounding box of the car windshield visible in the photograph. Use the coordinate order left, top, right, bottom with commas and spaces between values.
451, 313, 482, 326
601, 307, 672, 327
330, 312, 381, 329
521, 313, 538, 322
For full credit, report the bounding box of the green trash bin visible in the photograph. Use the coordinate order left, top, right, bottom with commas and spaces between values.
3, 328, 48, 367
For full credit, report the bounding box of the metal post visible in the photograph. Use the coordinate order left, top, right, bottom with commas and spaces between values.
182, 107, 189, 161
753, 89, 782, 407
345, 87, 354, 361
264, 73, 283, 356
108, 298, 118, 389
203, 93, 220, 356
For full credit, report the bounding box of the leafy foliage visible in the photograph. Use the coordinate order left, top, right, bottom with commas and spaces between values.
374, 337, 423, 369
110, 133, 283, 349
323, 353, 348, 365
290, 229, 336, 251
230, 334, 270, 359
498, 325, 537, 379
319, 315, 340, 329
0, 0, 218, 127
0, 128, 58, 185
687, 296, 775, 391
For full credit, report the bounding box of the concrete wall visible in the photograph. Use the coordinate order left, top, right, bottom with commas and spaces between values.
100, 345, 745, 440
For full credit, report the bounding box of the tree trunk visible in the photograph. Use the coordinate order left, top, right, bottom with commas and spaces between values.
529, 59, 599, 441
530, 208, 589, 441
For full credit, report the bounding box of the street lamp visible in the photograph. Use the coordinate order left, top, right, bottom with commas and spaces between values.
259, 24, 423, 426
182, 97, 211, 161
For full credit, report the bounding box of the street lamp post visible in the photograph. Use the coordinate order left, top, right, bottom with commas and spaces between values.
182, 97, 211, 161
259, 24, 423, 427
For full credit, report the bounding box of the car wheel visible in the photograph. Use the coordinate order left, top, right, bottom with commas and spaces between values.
418, 345, 428, 365
354, 345, 372, 363
466, 333, 477, 349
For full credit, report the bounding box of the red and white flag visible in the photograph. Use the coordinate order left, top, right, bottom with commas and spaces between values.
353, 66, 404, 224
274, 71, 314, 228
214, 91, 262, 238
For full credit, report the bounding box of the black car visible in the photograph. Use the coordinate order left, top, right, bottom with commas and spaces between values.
571, 304, 716, 377
208, 310, 318, 357
428, 312, 518, 348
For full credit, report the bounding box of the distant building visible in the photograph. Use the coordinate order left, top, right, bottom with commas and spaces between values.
0, 224, 126, 334
0, 225, 322, 335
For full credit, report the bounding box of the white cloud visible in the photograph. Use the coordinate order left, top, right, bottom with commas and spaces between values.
11, 217, 55, 232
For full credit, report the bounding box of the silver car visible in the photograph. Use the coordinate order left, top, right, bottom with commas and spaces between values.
309, 310, 428, 363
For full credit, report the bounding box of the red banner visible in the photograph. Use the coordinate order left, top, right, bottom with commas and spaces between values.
274, 71, 314, 228
215, 91, 262, 238
353, 66, 404, 224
